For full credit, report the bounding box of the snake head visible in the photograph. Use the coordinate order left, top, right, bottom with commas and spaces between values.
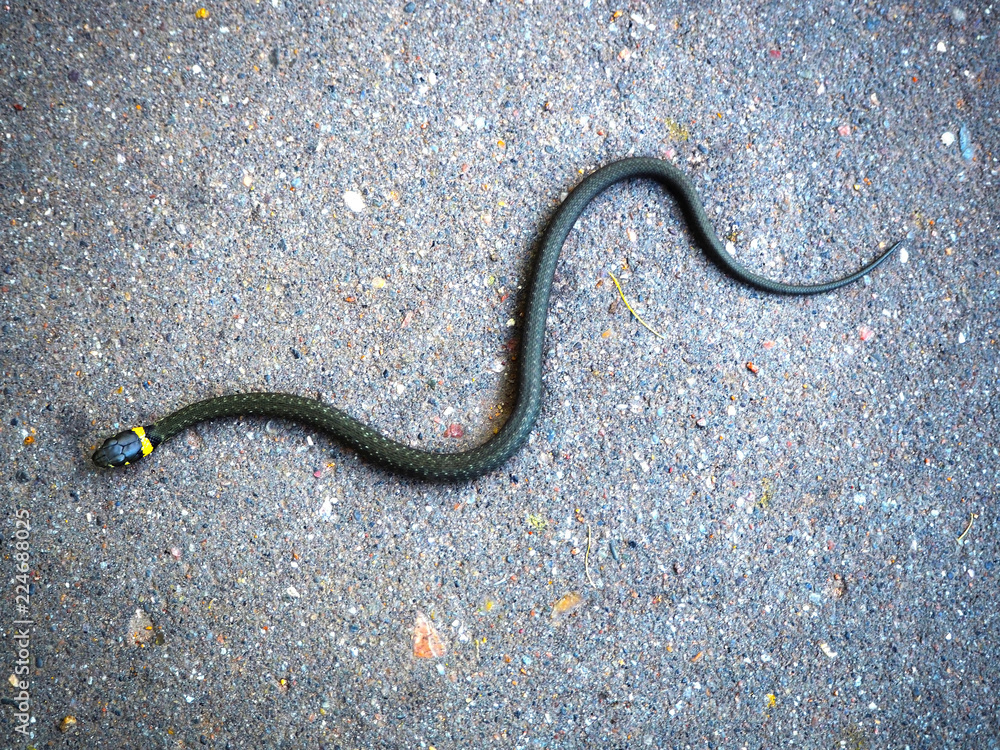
92, 426, 156, 468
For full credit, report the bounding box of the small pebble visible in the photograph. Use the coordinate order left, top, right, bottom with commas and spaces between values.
941, 131, 955, 146
344, 191, 366, 212
404, 1, 416, 12
959, 124, 973, 160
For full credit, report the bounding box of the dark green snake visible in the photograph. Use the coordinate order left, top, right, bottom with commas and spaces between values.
93, 157, 901, 480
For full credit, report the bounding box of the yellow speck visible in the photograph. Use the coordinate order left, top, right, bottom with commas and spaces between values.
551, 591, 583, 618
195, 7, 209, 19
766, 693, 776, 707
662, 117, 691, 141
497, 139, 505, 148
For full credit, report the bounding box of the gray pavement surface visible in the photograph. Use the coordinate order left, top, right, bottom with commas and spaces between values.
2, 1, 998, 747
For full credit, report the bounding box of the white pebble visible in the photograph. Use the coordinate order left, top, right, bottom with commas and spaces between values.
958, 332, 966, 344
474, 116, 486, 129
286, 585, 300, 598
941, 131, 955, 146
936, 41, 947, 52
344, 191, 366, 212
175, 223, 187, 235
116, 153, 125, 164
318, 497, 334, 520
191, 63, 203, 74
899, 248, 909, 263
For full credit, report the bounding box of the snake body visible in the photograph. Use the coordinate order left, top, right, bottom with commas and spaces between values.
93, 157, 901, 480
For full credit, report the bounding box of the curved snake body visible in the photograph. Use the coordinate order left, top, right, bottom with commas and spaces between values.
92, 157, 901, 480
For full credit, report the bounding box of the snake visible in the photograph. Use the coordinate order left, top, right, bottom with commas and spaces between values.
92, 156, 902, 480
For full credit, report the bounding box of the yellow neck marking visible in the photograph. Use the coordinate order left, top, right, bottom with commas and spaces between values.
133, 426, 154, 457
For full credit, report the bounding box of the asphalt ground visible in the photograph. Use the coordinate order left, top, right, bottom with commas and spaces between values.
1, 1, 997, 748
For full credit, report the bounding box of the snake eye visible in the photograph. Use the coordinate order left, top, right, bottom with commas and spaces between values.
92, 427, 155, 468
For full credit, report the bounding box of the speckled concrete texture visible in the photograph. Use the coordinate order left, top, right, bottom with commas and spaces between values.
2, 1, 997, 747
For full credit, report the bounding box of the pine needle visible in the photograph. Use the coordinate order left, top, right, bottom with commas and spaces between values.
608, 272, 665, 339
585, 522, 596, 588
